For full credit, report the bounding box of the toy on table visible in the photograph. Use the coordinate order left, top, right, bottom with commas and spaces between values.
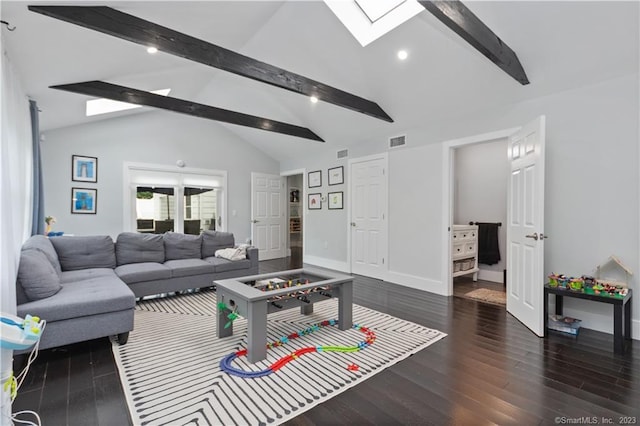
569, 277, 584, 291
548, 273, 569, 288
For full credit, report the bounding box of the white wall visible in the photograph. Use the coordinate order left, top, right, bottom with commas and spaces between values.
41, 112, 279, 243
284, 73, 639, 338
387, 144, 443, 292
298, 157, 349, 269
454, 139, 509, 282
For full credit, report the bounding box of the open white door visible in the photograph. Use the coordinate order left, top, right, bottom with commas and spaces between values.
349, 154, 388, 279
251, 173, 285, 261
507, 116, 546, 336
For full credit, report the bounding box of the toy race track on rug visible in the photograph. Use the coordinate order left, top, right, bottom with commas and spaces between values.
220, 319, 376, 378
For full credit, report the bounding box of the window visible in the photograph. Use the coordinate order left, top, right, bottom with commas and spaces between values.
124, 163, 226, 235
183, 187, 219, 235
135, 186, 175, 233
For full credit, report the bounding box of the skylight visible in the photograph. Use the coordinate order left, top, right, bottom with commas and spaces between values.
355, 0, 406, 23
324, 0, 424, 47
85, 88, 171, 116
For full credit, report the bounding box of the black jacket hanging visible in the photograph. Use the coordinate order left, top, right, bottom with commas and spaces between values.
477, 223, 501, 265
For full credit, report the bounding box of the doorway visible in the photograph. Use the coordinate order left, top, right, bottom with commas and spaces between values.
250, 172, 285, 261
348, 154, 388, 280
442, 117, 547, 337
451, 139, 509, 306
286, 174, 303, 267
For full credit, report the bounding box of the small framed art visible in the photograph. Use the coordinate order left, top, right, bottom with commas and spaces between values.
308, 170, 322, 188
328, 166, 344, 186
308, 193, 322, 210
72, 155, 98, 183
71, 187, 97, 214
328, 191, 343, 210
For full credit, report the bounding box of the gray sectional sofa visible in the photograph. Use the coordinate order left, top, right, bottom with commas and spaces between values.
15, 231, 258, 350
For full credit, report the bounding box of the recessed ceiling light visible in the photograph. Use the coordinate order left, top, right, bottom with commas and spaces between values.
310, 96, 319, 103
86, 88, 171, 116
147, 46, 158, 54
397, 50, 408, 60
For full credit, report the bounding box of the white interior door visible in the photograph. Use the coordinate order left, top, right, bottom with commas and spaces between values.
507, 116, 546, 336
350, 155, 388, 278
251, 173, 285, 261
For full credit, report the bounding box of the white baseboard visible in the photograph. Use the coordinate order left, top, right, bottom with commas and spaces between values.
478, 269, 504, 284
384, 270, 447, 296
561, 301, 639, 341
303, 255, 350, 273
578, 318, 640, 341
301, 258, 446, 296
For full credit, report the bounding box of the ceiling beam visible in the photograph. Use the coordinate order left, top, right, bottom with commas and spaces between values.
29, 5, 394, 122
51, 81, 324, 142
419, 1, 529, 85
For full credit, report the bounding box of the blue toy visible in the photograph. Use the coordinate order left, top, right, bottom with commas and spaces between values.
0, 313, 44, 351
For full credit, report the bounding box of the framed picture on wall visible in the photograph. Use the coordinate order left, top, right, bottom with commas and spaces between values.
308, 170, 322, 188
308, 193, 322, 210
72, 155, 98, 183
328, 166, 344, 185
71, 187, 97, 214
328, 191, 343, 210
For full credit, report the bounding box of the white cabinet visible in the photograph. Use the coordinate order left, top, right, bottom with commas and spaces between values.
452, 224, 479, 280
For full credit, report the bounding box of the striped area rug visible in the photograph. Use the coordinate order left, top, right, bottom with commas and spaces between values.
112, 290, 446, 426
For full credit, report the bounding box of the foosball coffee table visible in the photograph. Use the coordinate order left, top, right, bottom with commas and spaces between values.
215, 268, 353, 363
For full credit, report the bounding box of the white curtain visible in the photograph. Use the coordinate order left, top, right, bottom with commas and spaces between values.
0, 50, 33, 315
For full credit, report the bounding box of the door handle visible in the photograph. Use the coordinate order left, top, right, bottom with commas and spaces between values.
251, 219, 259, 224
525, 232, 539, 240
350, 222, 356, 227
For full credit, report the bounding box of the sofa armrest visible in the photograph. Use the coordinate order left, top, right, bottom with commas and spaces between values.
246, 246, 259, 269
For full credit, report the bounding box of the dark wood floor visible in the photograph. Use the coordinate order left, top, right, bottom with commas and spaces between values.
12, 254, 639, 425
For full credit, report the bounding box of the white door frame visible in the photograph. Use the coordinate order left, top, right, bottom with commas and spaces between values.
122, 161, 227, 233
348, 152, 389, 277
440, 127, 520, 296
281, 168, 306, 259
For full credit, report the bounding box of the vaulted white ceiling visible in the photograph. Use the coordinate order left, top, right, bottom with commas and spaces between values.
2, 1, 638, 163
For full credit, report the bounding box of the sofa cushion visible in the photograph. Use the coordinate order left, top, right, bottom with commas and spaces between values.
14, 277, 135, 322
163, 232, 202, 260
60, 268, 117, 284
22, 235, 62, 278
17, 249, 62, 301
116, 232, 165, 265
201, 231, 235, 258
164, 259, 215, 278
115, 262, 172, 284
204, 256, 252, 273
50, 236, 116, 271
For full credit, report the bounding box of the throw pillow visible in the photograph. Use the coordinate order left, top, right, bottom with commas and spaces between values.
17, 249, 62, 301
163, 232, 202, 260
21, 235, 63, 278
116, 232, 165, 265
